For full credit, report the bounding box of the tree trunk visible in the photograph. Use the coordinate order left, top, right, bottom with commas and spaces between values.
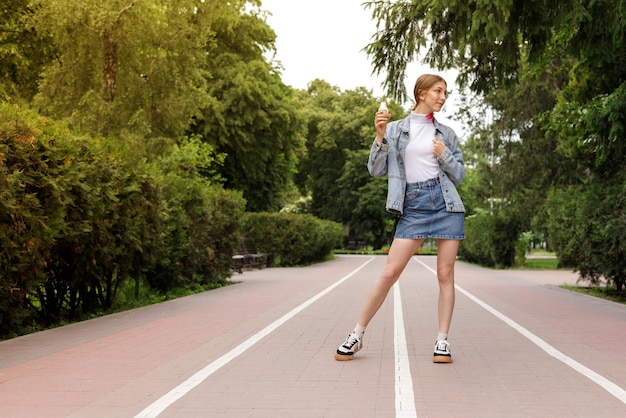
103, 29, 118, 103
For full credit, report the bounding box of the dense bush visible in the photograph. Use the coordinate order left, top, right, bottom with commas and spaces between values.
147, 174, 245, 292
1, 104, 71, 333
142, 137, 244, 292
459, 210, 523, 268
38, 143, 161, 323
241, 212, 345, 266
0, 104, 245, 338
544, 180, 626, 291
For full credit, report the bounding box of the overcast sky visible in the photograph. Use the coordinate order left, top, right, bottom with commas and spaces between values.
260, 0, 465, 138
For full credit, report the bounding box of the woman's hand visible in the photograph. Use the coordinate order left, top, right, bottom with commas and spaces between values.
433, 138, 446, 157
374, 110, 390, 143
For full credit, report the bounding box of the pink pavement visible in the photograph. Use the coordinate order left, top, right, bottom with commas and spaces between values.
0, 255, 624, 417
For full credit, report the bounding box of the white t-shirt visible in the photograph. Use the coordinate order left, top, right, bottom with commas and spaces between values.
404, 113, 439, 183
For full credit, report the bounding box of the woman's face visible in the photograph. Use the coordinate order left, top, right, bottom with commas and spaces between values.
419, 81, 447, 113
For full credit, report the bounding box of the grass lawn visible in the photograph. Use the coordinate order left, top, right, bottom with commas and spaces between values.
519, 258, 560, 270
561, 285, 626, 305
521, 252, 626, 305
466, 250, 626, 305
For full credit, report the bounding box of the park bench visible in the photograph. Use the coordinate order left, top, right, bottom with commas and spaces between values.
242, 237, 273, 269
231, 238, 273, 273
347, 240, 367, 250
231, 240, 248, 274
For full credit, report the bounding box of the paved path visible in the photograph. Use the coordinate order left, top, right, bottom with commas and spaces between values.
1, 255, 625, 417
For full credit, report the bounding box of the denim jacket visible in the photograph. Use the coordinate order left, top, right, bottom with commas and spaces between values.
368, 114, 466, 215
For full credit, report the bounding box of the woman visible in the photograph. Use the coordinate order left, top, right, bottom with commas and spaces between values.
335, 74, 466, 363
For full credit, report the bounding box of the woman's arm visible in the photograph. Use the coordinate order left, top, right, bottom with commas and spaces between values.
437, 131, 466, 185
367, 139, 389, 177
368, 107, 393, 176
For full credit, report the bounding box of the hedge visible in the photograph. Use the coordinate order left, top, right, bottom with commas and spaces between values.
0, 104, 245, 338
458, 210, 523, 268
241, 212, 345, 266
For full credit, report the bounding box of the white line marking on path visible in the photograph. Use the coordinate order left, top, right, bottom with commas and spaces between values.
413, 257, 626, 405
134, 257, 377, 418
394, 283, 418, 418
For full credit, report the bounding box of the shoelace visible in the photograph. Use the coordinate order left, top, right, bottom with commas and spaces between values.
343, 334, 359, 348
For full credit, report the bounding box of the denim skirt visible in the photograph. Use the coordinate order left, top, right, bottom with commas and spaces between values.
394, 177, 465, 240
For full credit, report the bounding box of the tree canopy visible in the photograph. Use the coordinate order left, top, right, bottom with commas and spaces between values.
189, 3, 304, 212
0, 0, 54, 100
3, 0, 306, 213
365, 0, 626, 99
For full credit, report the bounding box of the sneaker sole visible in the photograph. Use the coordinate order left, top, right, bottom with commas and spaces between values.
433, 355, 453, 363
334, 353, 354, 361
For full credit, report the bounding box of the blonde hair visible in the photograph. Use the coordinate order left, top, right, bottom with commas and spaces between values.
413, 74, 447, 109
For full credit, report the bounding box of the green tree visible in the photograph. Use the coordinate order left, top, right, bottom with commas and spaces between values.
190, 3, 304, 212
365, 0, 626, 99
31, 0, 227, 140
337, 149, 394, 249
542, 83, 626, 289
291, 81, 408, 247
146, 139, 245, 292
27, 0, 302, 211
544, 179, 626, 291
0, 104, 68, 333
462, 61, 576, 210
295, 80, 401, 222
546, 82, 626, 178
0, 0, 55, 101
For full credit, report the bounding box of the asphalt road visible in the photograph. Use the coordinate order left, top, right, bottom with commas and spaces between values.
1, 255, 625, 417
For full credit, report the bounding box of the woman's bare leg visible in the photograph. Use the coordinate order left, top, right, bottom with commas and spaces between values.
357, 238, 424, 327
435, 239, 460, 335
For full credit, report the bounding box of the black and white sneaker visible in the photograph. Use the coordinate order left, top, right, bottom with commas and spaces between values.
433, 340, 452, 363
334, 333, 363, 361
